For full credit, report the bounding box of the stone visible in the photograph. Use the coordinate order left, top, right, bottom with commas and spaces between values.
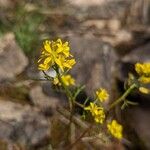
68, 36, 118, 99
0, 33, 28, 81
67, 0, 128, 7
125, 0, 150, 25
123, 106, 150, 149
0, 100, 50, 148
0, 0, 17, 8
82, 19, 121, 32
29, 85, 61, 115
101, 30, 132, 47
122, 42, 150, 63
66, 0, 131, 19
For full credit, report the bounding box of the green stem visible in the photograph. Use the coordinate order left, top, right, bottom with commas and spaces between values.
74, 101, 84, 108
54, 68, 76, 146
42, 69, 84, 109
108, 83, 137, 110
42, 71, 53, 81
67, 123, 93, 150
55, 68, 73, 101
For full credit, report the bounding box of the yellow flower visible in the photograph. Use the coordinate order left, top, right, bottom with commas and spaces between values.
84, 102, 98, 116
139, 76, 150, 84
56, 56, 76, 72
38, 39, 75, 71
135, 63, 150, 76
96, 88, 109, 102
53, 74, 75, 86
84, 102, 105, 124
61, 75, 75, 86
38, 63, 50, 70
139, 87, 150, 94
94, 109, 105, 124
55, 39, 70, 57
107, 120, 123, 139
53, 77, 60, 85
135, 63, 150, 93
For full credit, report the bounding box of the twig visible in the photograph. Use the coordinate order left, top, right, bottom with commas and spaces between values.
66, 124, 93, 150
108, 83, 137, 110
57, 107, 88, 129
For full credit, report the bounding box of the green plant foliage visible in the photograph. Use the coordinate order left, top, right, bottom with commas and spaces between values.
0, 4, 44, 55
14, 12, 43, 54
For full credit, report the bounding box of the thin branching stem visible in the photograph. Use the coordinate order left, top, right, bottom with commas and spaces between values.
108, 83, 137, 110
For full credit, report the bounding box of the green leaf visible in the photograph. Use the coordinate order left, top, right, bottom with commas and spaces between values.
121, 101, 128, 110
126, 100, 138, 106
73, 85, 85, 100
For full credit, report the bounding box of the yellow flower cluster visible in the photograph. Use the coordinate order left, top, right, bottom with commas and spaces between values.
135, 63, 150, 94
38, 39, 76, 71
135, 63, 150, 76
139, 87, 150, 94
84, 102, 105, 124
107, 120, 123, 139
53, 74, 75, 86
96, 88, 109, 102
138, 76, 150, 84
62, 75, 75, 86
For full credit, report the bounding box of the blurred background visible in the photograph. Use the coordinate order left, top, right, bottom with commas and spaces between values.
0, 0, 150, 149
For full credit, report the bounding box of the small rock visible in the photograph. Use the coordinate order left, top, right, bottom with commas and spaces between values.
0, 33, 28, 81
66, 0, 131, 19
0, 100, 50, 148
82, 19, 121, 32
67, 0, 129, 7
107, 19, 121, 31
0, 0, 17, 8
29, 85, 60, 114
67, 0, 106, 7
122, 42, 150, 63
123, 107, 150, 149
101, 30, 132, 47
